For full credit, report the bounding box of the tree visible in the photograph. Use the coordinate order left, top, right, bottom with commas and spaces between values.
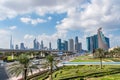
45, 55, 58, 80
95, 48, 104, 69
8, 54, 39, 80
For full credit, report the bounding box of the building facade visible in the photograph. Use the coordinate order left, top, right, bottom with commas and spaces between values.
68, 39, 74, 51
86, 29, 110, 52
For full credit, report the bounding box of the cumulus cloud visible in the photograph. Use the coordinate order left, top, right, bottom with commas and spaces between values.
24, 34, 34, 39
48, 16, 52, 20
20, 17, 46, 25
0, 29, 11, 48
56, 0, 120, 35
0, 0, 85, 20
9, 26, 17, 30
0, 0, 120, 49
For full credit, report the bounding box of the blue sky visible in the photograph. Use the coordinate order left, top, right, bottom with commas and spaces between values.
0, 0, 120, 49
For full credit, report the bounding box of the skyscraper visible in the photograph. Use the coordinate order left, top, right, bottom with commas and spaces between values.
97, 28, 109, 50
10, 35, 14, 49
64, 40, 68, 51
68, 39, 74, 51
33, 38, 40, 49
20, 43, 25, 50
86, 28, 110, 52
75, 36, 78, 51
57, 39, 62, 50
41, 40, 44, 50
36, 41, 40, 49
15, 44, 19, 50
49, 42, 52, 50
33, 38, 37, 49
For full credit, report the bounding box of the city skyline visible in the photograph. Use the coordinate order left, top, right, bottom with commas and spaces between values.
0, 0, 120, 49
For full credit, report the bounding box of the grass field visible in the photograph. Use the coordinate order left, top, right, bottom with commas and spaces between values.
52, 65, 120, 80
71, 55, 120, 62
37, 55, 120, 80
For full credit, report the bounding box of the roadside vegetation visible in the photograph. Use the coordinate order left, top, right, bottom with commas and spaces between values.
38, 65, 120, 80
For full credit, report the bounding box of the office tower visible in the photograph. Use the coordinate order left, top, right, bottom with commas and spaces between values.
68, 39, 74, 51
33, 38, 37, 49
10, 35, 14, 49
86, 28, 110, 52
61, 43, 65, 50
15, 44, 19, 50
41, 40, 44, 50
57, 39, 62, 50
33, 38, 40, 49
49, 42, 52, 50
105, 37, 110, 48
75, 36, 78, 51
78, 42, 82, 51
36, 41, 40, 49
64, 40, 68, 51
97, 28, 109, 50
20, 43, 25, 50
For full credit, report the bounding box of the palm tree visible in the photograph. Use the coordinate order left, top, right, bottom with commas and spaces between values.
45, 55, 58, 80
8, 54, 39, 80
95, 48, 104, 69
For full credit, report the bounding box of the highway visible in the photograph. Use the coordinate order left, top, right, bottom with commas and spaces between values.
0, 62, 9, 80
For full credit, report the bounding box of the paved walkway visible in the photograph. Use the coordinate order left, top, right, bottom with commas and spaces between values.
0, 66, 9, 80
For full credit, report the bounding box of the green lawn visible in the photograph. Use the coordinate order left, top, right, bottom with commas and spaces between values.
71, 55, 100, 62
37, 55, 120, 80
52, 65, 120, 80
71, 55, 120, 62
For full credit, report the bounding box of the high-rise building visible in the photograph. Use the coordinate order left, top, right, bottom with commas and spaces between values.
20, 43, 25, 50
41, 40, 44, 50
86, 28, 110, 52
57, 39, 62, 50
15, 44, 19, 50
68, 39, 74, 51
75, 36, 82, 52
10, 35, 14, 49
78, 42, 82, 51
33, 38, 40, 49
97, 28, 109, 50
64, 40, 68, 51
33, 38, 37, 49
36, 41, 40, 49
75, 36, 78, 51
49, 42, 52, 50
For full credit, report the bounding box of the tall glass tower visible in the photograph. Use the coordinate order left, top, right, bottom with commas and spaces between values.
97, 28, 109, 50
86, 28, 110, 52
57, 39, 62, 50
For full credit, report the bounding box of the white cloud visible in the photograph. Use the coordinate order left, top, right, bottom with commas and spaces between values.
0, 29, 11, 48
0, 0, 85, 20
9, 26, 17, 30
0, 0, 120, 49
20, 17, 46, 25
48, 16, 52, 20
24, 34, 34, 39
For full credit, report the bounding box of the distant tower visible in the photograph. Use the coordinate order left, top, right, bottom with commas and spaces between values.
15, 44, 19, 50
97, 28, 109, 50
10, 35, 14, 49
57, 39, 62, 50
68, 39, 74, 51
41, 40, 44, 50
75, 36, 79, 52
20, 43, 25, 50
64, 40, 68, 51
49, 42, 52, 50
33, 38, 37, 49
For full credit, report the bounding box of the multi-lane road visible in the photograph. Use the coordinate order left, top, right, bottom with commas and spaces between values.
0, 62, 9, 80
